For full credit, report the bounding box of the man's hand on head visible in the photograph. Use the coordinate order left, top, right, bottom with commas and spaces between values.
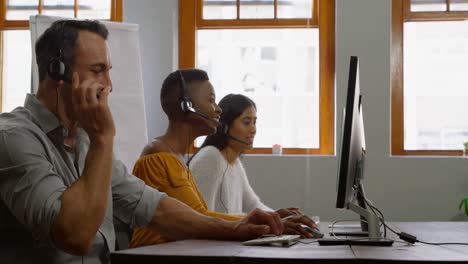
71, 72, 115, 143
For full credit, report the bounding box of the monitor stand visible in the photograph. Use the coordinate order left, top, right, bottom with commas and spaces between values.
328, 223, 361, 229
329, 229, 368, 237
319, 203, 393, 246
329, 184, 374, 237
328, 223, 367, 235
352, 184, 381, 234
334, 202, 381, 237
319, 186, 393, 246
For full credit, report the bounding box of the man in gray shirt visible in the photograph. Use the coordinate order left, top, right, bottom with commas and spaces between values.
0, 20, 282, 264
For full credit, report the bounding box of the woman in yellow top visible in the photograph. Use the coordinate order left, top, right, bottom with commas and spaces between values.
130, 69, 316, 248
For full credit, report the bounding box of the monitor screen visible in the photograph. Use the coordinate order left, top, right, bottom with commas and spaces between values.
336, 55, 365, 209
333, 56, 383, 238
327, 56, 390, 244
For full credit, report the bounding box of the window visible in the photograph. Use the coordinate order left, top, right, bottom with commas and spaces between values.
0, 0, 122, 112
180, 0, 335, 155
392, 0, 468, 156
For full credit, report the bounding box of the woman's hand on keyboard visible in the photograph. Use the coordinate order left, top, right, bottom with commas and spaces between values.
281, 215, 318, 238
276, 207, 303, 218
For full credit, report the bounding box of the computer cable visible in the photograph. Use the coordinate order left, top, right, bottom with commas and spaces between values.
329, 219, 353, 238
218, 157, 230, 212
368, 204, 389, 237
218, 149, 243, 213
360, 196, 398, 235
357, 188, 387, 237
329, 219, 369, 238
362, 197, 468, 246
186, 129, 192, 169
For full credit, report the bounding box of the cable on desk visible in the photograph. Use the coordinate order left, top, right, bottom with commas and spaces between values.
361, 196, 468, 246
417, 241, 468, 246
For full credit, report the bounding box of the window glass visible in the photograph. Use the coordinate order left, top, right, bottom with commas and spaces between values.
42, 0, 75, 18
2, 30, 32, 112
451, 0, 468, 11
404, 21, 468, 150
78, 0, 111, 20
410, 0, 446, 12
6, 0, 39, 20
239, 0, 274, 19
197, 28, 320, 148
203, 0, 237, 20
277, 0, 313, 19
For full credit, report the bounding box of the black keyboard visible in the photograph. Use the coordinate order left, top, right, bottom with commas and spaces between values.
318, 238, 394, 246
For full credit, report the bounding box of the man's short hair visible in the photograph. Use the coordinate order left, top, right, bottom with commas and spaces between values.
35, 19, 109, 82
160, 68, 209, 120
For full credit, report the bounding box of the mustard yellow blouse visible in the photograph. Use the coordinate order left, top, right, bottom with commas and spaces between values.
129, 152, 243, 248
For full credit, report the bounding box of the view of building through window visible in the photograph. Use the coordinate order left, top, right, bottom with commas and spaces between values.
404, 20, 468, 150
196, 28, 319, 148
2, 30, 32, 112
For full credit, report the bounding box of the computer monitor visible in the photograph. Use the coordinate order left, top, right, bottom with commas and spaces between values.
335, 56, 382, 239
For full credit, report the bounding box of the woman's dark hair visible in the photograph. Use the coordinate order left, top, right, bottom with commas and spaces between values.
201, 93, 256, 151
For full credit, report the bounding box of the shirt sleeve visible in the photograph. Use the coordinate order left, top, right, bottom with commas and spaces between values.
111, 158, 166, 228
0, 128, 65, 246
189, 146, 224, 211
238, 161, 273, 213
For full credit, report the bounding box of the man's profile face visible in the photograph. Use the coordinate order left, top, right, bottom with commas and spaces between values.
62, 30, 113, 121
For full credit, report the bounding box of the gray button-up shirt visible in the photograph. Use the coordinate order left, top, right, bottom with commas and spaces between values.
0, 94, 166, 264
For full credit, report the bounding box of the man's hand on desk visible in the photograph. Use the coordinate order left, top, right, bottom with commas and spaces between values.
282, 214, 318, 238
232, 208, 283, 240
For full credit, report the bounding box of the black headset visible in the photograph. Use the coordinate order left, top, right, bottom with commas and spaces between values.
178, 70, 226, 127
178, 70, 249, 145
178, 70, 197, 114
48, 50, 66, 82
47, 21, 68, 82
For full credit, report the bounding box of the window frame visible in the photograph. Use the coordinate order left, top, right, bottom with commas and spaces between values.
0, 0, 122, 111
391, 0, 468, 156
0, 0, 123, 29
180, 0, 335, 155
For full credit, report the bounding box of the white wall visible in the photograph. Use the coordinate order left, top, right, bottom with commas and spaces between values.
123, 0, 178, 139
124, 0, 468, 221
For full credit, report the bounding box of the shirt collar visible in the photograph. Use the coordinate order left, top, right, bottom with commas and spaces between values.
23, 93, 62, 134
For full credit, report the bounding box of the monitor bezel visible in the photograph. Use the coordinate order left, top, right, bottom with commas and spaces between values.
336, 55, 360, 209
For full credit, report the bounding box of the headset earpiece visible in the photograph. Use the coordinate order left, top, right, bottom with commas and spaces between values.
48, 21, 69, 82
47, 55, 66, 81
177, 69, 216, 123
180, 98, 193, 113
178, 70, 194, 113
220, 123, 228, 134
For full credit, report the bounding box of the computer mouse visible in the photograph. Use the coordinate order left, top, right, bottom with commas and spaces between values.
301, 225, 324, 238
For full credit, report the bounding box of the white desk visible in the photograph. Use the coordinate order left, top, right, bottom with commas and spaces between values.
111, 222, 468, 264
